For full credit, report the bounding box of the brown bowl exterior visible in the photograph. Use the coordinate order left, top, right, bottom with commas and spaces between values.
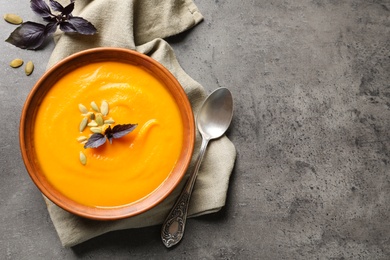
19, 47, 195, 220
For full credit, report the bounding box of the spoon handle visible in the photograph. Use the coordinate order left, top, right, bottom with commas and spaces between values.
161, 137, 209, 248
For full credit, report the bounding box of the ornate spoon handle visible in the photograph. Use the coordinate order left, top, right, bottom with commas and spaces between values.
161, 137, 209, 248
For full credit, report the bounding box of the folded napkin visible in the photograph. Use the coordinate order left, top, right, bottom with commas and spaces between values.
44, 0, 236, 247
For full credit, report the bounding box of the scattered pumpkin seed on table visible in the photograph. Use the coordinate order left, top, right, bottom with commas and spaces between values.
4, 13, 23, 25
25, 61, 34, 76
10, 58, 23, 68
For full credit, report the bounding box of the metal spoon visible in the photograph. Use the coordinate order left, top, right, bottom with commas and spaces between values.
161, 87, 233, 248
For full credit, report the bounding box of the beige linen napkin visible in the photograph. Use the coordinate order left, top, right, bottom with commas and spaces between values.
44, 0, 236, 247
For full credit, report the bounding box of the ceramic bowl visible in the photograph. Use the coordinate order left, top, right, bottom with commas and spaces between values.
19, 47, 195, 220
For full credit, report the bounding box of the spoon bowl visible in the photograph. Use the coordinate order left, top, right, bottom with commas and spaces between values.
198, 88, 233, 140
161, 87, 233, 248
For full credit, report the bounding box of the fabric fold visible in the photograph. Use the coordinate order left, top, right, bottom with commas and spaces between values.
44, 0, 236, 247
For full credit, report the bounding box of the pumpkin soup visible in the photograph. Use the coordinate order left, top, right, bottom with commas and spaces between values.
34, 61, 184, 208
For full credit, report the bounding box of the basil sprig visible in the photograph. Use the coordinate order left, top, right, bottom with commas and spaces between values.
6, 0, 97, 50
84, 124, 138, 149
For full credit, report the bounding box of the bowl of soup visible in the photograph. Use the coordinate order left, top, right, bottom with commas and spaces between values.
20, 47, 195, 220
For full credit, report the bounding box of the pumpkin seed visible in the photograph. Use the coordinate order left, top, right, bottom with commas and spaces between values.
104, 118, 115, 124
78, 103, 88, 114
100, 100, 109, 116
4, 13, 23, 25
87, 120, 98, 127
81, 112, 92, 118
25, 61, 34, 76
79, 117, 88, 132
95, 114, 104, 126
91, 101, 100, 112
90, 126, 102, 133
79, 151, 87, 165
76, 136, 87, 142
10, 58, 23, 68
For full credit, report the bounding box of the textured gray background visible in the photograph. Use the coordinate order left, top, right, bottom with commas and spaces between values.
1, 0, 390, 259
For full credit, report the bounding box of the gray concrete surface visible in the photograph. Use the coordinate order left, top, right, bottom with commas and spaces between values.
1, 0, 390, 259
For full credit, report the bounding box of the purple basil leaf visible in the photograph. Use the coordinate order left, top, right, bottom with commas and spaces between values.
5, 22, 47, 50
45, 21, 58, 35
30, 0, 53, 19
65, 16, 97, 35
84, 133, 106, 149
42, 16, 57, 23
112, 124, 138, 139
104, 126, 114, 144
49, 0, 64, 12
61, 2, 74, 16
59, 21, 77, 33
